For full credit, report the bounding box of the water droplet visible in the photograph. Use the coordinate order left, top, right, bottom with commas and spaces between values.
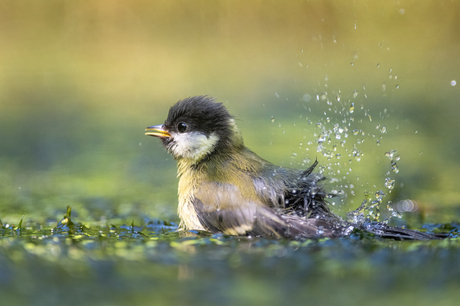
391, 161, 399, 173
303, 94, 311, 102
376, 63, 380, 68
271, 116, 275, 123
395, 84, 399, 89
399, 9, 405, 14
384, 177, 395, 190
352, 90, 358, 98
349, 102, 355, 113
382, 84, 386, 91
316, 122, 322, 128
275, 92, 280, 98
451, 80, 457, 86
336, 95, 341, 102
375, 190, 385, 199
385, 149, 397, 159
380, 126, 386, 133
352, 148, 362, 161
352, 129, 359, 135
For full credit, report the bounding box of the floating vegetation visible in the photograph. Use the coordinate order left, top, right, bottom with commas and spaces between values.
1, 205, 459, 306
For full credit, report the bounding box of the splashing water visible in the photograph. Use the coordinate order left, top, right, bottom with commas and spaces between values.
347, 189, 389, 225
385, 150, 400, 173
384, 177, 395, 191
290, 49, 408, 223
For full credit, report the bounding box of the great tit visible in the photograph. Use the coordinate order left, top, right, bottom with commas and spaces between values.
146, 96, 445, 240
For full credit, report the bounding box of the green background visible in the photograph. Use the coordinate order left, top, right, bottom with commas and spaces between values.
1, 0, 459, 224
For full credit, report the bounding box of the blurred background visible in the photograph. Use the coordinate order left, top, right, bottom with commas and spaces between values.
0, 0, 459, 225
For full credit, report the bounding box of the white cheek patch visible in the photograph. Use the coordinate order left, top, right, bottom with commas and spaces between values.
170, 131, 219, 162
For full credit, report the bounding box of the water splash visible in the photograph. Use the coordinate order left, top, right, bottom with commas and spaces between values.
347, 190, 386, 224
386, 200, 403, 219
384, 177, 395, 191
385, 150, 400, 173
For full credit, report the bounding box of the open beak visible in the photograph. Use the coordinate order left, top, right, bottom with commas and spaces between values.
145, 125, 171, 138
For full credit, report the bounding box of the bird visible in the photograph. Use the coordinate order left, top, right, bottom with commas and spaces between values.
145, 96, 446, 240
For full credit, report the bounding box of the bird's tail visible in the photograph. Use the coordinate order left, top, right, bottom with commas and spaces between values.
360, 222, 448, 240
252, 208, 448, 240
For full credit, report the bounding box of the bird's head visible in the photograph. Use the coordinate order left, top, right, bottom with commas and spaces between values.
146, 96, 244, 163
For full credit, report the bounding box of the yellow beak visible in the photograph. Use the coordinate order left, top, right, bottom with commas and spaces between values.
145, 125, 171, 138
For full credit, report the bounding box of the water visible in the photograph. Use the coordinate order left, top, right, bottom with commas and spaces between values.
1, 209, 459, 306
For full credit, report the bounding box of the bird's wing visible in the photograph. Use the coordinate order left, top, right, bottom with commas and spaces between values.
251, 159, 332, 218
282, 161, 332, 217
193, 181, 336, 238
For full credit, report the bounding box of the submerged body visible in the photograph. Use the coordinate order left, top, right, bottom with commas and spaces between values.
176, 145, 341, 239
146, 96, 443, 240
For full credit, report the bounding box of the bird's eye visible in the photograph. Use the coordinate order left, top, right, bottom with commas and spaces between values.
177, 122, 188, 133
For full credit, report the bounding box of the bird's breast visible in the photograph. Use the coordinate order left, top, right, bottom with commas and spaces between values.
176, 161, 260, 230
175, 154, 292, 231
177, 166, 206, 231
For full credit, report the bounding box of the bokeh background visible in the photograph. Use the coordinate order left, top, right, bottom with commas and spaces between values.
1, 0, 459, 225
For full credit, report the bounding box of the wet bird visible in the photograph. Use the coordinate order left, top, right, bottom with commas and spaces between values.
146, 96, 444, 240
